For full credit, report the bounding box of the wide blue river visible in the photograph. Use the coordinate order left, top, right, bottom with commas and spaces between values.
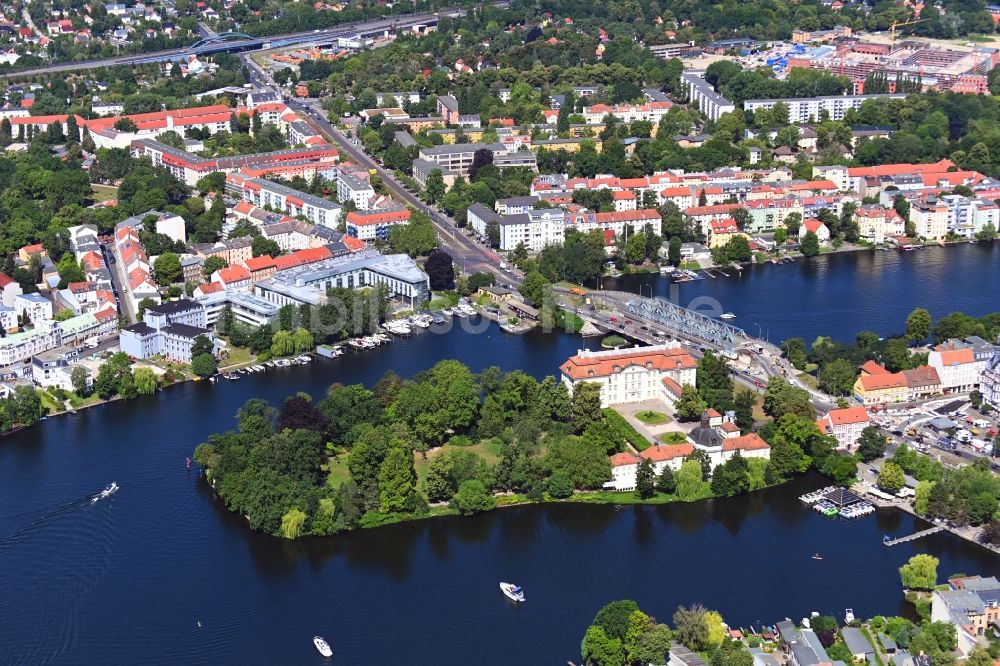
2, 246, 999, 664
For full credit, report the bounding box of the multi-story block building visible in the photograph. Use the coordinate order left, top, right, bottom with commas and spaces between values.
225, 173, 343, 228
498, 208, 566, 252
119, 299, 214, 363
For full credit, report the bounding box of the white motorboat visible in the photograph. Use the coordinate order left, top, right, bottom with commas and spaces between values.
500, 582, 525, 602
313, 636, 332, 658
844, 608, 855, 624
720, 312, 736, 320
91, 481, 119, 504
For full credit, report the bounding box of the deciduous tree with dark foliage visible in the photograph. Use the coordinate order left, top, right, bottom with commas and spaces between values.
423, 249, 454, 291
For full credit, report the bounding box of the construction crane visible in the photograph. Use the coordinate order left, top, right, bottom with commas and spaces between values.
889, 18, 927, 47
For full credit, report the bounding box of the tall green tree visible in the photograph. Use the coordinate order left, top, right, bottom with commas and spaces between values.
905, 308, 932, 342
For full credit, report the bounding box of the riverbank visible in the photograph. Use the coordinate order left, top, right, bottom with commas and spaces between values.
857, 482, 1000, 556
605, 241, 1000, 343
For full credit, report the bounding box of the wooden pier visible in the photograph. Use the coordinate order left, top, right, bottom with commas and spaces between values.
882, 525, 945, 546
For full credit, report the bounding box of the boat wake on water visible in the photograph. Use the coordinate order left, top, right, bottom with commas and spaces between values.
0, 483, 118, 554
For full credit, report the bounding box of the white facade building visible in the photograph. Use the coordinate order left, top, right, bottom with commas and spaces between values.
498, 208, 566, 252
559, 344, 697, 409
743, 94, 906, 122
928, 347, 987, 393
816, 406, 871, 452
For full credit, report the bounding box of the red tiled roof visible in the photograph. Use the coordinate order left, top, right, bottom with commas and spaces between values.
560, 347, 697, 380
641, 443, 694, 462
822, 407, 869, 426
937, 348, 975, 365
217, 265, 250, 283
723, 433, 770, 452
661, 376, 683, 398
341, 235, 366, 252
846, 159, 954, 178
610, 452, 640, 467
243, 255, 277, 272
197, 282, 224, 295
273, 246, 332, 271
859, 372, 908, 391
860, 360, 889, 376
803, 218, 826, 233
346, 209, 411, 226
0, 272, 13, 287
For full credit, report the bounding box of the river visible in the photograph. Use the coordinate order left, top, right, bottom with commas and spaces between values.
2, 252, 1000, 664
605, 243, 1000, 344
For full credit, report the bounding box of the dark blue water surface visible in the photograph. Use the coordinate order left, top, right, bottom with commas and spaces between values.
607, 243, 1000, 343
1, 272, 999, 664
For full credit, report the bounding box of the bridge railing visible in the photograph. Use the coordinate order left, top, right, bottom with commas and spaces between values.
623, 296, 749, 349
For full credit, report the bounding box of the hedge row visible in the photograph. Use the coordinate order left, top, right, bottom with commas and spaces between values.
602, 408, 651, 452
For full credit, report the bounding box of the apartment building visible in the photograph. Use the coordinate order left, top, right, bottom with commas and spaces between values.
225, 173, 343, 228
498, 208, 566, 252
743, 94, 906, 122
681, 71, 736, 121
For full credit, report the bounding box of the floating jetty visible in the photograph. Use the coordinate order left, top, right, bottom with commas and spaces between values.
799, 487, 837, 504
883, 525, 945, 546
801, 486, 874, 520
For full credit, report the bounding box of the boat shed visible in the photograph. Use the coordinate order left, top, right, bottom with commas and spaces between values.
821, 487, 864, 508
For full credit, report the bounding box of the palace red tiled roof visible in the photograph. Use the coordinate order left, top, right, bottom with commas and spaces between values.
723, 433, 770, 452
641, 443, 694, 462
560, 347, 697, 380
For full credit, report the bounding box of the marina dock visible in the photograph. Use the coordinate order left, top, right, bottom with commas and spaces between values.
882, 526, 945, 546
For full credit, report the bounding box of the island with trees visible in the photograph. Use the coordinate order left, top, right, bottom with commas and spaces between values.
194, 354, 867, 538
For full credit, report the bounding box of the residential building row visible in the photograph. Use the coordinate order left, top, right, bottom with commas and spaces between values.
467, 203, 662, 251
853, 340, 995, 405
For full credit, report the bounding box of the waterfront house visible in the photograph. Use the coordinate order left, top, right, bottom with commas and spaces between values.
119, 299, 214, 364
685, 411, 771, 467
559, 343, 697, 409
928, 347, 986, 394
31, 346, 91, 392
931, 575, 1000, 654
816, 406, 870, 452
478, 286, 512, 304
708, 218, 742, 248
669, 642, 709, 666
982, 340, 1000, 411
841, 627, 875, 662
777, 620, 832, 666
799, 218, 831, 243
902, 365, 941, 401
853, 368, 908, 405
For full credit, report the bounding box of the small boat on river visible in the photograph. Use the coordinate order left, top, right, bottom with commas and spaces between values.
313, 636, 332, 658
500, 582, 525, 602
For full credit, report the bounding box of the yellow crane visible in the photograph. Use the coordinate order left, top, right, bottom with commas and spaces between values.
889, 17, 928, 47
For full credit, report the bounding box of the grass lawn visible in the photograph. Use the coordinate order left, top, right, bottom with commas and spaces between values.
39, 390, 64, 414
428, 292, 459, 310
734, 385, 769, 423
660, 431, 688, 444
91, 184, 119, 202
414, 438, 505, 487
797, 372, 821, 391
325, 453, 352, 490
635, 410, 668, 425
219, 345, 255, 370
68, 392, 104, 409
569, 483, 713, 505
